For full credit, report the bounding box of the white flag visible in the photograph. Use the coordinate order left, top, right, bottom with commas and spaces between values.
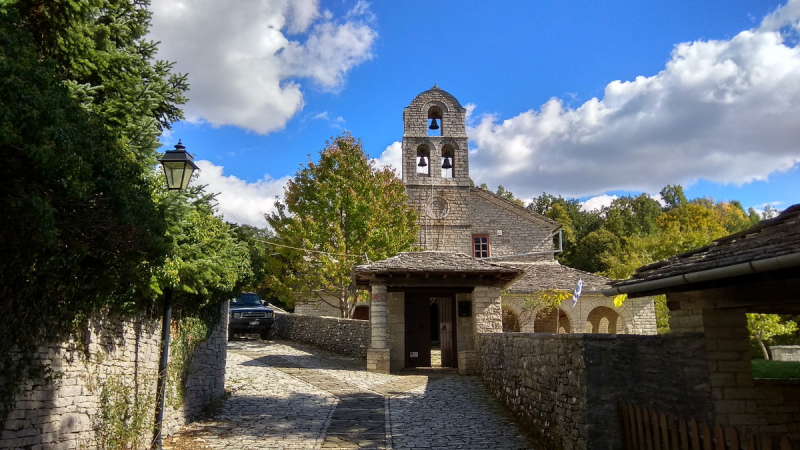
572, 277, 583, 307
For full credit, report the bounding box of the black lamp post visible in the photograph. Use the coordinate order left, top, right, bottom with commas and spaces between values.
152, 140, 198, 449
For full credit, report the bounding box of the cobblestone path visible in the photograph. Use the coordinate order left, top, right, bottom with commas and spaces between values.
164, 339, 532, 450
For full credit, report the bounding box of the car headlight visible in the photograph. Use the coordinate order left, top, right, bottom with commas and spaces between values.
265, 312, 273, 318
232, 312, 241, 318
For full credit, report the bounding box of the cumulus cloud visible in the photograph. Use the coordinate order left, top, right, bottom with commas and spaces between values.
581, 194, 618, 212
149, 0, 376, 134
195, 160, 290, 228
372, 141, 402, 171
468, 0, 800, 199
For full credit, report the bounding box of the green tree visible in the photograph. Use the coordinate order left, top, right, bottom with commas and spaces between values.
0, 3, 186, 419
602, 194, 663, 239
747, 314, 798, 360
527, 193, 602, 271
495, 185, 524, 206
266, 134, 419, 318
660, 184, 687, 210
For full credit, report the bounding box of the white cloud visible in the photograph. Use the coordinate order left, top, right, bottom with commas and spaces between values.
467, 0, 800, 200
581, 194, 618, 212
149, 0, 377, 134
195, 160, 290, 228
371, 141, 402, 172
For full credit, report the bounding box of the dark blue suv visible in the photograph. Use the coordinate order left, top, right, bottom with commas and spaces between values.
228, 293, 274, 340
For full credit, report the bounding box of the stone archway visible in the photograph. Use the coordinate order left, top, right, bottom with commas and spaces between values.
534, 308, 571, 333
585, 306, 619, 334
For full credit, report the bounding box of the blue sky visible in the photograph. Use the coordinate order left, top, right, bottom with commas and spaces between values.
149, 0, 800, 227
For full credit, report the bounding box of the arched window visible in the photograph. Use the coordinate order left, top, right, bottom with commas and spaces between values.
427, 106, 443, 137
441, 144, 454, 179
416, 145, 430, 176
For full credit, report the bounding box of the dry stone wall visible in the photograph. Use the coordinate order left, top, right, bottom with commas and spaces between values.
0, 302, 228, 449
274, 312, 369, 359
478, 333, 713, 450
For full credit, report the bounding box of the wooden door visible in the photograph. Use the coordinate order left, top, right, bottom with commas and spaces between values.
404, 294, 431, 368
437, 297, 457, 368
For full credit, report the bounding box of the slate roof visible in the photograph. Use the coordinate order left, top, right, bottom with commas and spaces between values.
608, 203, 800, 289
470, 188, 561, 230
354, 251, 524, 275
502, 260, 609, 294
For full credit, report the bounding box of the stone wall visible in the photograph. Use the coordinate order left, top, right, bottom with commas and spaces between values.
0, 302, 228, 449
755, 379, 800, 443
274, 311, 369, 359
478, 333, 713, 450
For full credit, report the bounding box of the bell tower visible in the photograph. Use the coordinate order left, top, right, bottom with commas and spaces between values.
402, 85, 471, 253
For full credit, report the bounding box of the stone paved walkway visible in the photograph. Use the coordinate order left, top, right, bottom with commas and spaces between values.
164, 339, 532, 449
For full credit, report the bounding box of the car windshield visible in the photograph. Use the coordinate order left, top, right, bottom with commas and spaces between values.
232, 294, 262, 306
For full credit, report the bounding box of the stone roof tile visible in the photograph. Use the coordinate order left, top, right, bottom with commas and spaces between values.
354, 251, 524, 275
502, 260, 609, 294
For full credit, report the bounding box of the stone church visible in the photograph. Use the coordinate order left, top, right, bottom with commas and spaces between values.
298, 85, 655, 339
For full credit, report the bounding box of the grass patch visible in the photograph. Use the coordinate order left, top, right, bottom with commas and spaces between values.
752, 359, 800, 379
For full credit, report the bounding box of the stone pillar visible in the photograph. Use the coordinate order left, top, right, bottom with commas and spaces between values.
462, 286, 502, 375
367, 283, 390, 373
670, 307, 757, 427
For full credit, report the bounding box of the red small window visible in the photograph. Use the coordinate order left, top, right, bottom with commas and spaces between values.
473, 235, 489, 258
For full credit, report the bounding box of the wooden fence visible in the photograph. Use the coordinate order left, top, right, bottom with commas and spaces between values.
619, 403, 793, 450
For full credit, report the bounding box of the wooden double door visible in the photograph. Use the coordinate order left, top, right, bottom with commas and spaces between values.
404, 290, 458, 369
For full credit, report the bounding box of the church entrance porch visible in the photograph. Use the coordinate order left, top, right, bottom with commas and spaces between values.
354, 251, 524, 374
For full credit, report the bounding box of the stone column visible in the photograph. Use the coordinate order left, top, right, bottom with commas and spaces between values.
670, 307, 757, 427
367, 283, 390, 373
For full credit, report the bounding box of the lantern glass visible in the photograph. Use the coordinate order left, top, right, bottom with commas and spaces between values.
162, 161, 194, 190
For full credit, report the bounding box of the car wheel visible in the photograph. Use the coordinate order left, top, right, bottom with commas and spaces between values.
260, 328, 272, 340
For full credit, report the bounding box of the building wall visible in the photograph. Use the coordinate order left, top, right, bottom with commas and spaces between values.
468, 192, 554, 259
273, 311, 369, 359
0, 303, 228, 449
478, 333, 713, 450
293, 293, 342, 317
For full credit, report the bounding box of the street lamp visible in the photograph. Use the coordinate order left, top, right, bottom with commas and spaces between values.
152, 140, 198, 449
158, 140, 199, 191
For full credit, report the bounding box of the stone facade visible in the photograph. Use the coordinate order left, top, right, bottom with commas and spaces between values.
402, 86, 559, 258
478, 333, 713, 450
0, 303, 228, 449
273, 311, 369, 359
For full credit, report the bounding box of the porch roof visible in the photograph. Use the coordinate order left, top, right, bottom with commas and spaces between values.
353, 251, 525, 289
502, 260, 609, 294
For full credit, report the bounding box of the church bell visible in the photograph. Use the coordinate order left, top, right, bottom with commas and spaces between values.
441, 157, 453, 169
428, 118, 439, 130
418, 156, 428, 167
